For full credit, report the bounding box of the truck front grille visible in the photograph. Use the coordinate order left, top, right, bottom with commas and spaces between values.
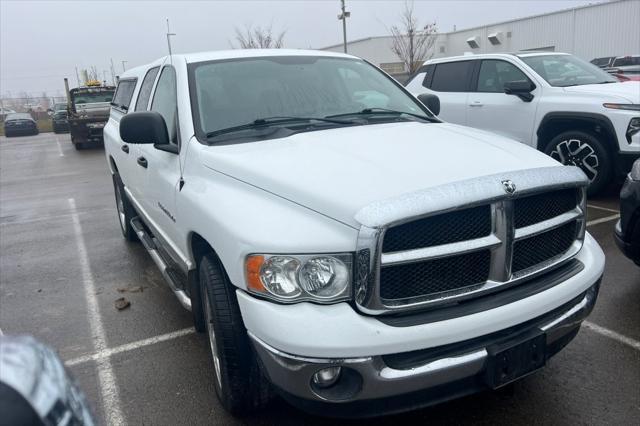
380, 250, 491, 300
372, 187, 584, 310
512, 221, 578, 273
382, 205, 492, 252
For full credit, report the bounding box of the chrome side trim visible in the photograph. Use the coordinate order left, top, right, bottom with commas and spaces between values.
381, 235, 501, 266
354, 166, 589, 315
514, 208, 582, 241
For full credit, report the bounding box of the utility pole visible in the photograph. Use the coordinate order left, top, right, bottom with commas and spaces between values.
74, 67, 81, 87
337, 0, 350, 53
166, 18, 176, 56
121, 61, 127, 72
110, 58, 116, 85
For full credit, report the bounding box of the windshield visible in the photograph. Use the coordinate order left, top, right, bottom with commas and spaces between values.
189, 56, 430, 138
72, 90, 115, 105
54, 103, 67, 111
521, 54, 617, 87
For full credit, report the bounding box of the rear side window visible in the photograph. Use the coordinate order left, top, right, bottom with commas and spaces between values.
135, 67, 160, 111
430, 61, 473, 92
613, 56, 640, 67
112, 79, 137, 112
476, 60, 531, 92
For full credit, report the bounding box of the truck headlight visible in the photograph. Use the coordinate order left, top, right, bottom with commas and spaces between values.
603, 103, 640, 111
246, 254, 352, 303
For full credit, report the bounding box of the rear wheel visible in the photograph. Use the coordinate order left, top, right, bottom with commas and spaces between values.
112, 173, 137, 242
543, 130, 611, 196
199, 253, 271, 415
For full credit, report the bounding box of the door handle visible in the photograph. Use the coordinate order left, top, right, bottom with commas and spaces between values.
469, 102, 484, 107
121, 144, 129, 154
137, 156, 148, 168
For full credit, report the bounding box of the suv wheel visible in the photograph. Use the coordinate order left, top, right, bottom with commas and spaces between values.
112, 173, 138, 242
199, 253, 271, 415
543, 131, 611, 196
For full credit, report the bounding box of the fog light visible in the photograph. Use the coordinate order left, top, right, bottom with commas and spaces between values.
312, 367, 341, 388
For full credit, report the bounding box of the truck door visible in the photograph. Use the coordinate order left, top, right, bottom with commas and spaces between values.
422, 60, 475, 125
136, 65, 183, 257
466, 59, 540, 145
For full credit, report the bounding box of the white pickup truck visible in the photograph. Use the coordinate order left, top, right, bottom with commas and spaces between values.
104, 50, 604, 417
406, 52, 640, 195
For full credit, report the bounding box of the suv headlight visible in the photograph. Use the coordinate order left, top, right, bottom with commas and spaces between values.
603, 103, 640, 111
629, 159, 640, 181
245, 253, 352, 303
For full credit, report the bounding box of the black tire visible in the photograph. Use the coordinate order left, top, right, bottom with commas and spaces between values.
33, 128, 39, 135
199, 253, 271, 415
543, 130, 612, 196
74, 142, 84, 150
112, 173, 138, 242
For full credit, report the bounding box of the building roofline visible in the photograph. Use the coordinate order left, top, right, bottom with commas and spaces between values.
444, 0, 614, 35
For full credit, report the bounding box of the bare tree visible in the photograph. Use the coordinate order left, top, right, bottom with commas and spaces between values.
389, 1, 437, 74
232, 24, 286, 49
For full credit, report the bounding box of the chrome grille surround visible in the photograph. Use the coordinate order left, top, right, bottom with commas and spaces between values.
354, 166, 588, 315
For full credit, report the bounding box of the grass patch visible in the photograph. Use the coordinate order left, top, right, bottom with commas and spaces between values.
0, 118, 53, 136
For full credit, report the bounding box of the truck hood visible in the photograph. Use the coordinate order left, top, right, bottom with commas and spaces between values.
201, 122, 559, 228
562, 82, 640, 103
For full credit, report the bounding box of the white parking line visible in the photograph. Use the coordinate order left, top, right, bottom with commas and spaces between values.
583, 321, 640, 351
66, 327, 195, 367
587, 204, 619, 214
68, 198, 125, 425
55, 136, 64, 157
586, 214, 620, 227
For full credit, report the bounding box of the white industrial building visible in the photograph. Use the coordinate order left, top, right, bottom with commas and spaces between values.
321, 0, 640, 77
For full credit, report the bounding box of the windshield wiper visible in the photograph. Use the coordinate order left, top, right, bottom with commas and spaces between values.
205, 116, 354, 138
326, 108, 433, 121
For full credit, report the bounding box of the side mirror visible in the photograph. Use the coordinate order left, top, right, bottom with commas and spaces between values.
504, 81, 535, 102
120, 111, 169, 145
417, 93, 440, 116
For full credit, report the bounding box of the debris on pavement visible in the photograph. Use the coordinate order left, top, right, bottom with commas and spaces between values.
116, 285, 145, 293
114, 297, 131, 311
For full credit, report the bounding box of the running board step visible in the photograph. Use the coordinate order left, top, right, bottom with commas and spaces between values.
129, 216, 192, 311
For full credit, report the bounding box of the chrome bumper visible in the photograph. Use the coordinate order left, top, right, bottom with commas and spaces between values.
250, 281, 599, 407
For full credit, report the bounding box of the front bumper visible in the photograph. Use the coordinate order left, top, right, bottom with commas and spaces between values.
614, 176, 640, 263
251, 280, 600, 417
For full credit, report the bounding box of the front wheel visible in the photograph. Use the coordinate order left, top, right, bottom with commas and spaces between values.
543, 131, 612, 196
199, 254, 271, 415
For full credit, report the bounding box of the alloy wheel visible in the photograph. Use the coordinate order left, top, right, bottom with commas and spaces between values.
203, 289, 223, 391
550, 138, 599, 181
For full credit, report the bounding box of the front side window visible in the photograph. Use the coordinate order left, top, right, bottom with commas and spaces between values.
520, 54, 616, 87
189, 56, 431, 140
151, 66, 177, 144
112, 79, 137, 111
476, 60, 532, 93
430, 61, 473, 92
135, 67, 160, 111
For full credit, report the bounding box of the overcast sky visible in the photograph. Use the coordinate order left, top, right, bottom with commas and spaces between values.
1, 0, 603, 96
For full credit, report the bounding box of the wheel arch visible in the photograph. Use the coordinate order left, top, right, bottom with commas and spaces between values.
186, 231, 229, 332
536, 112, 618, 153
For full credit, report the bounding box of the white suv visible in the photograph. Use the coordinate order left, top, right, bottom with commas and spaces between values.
104, 49, 604, 416
406, 52, 640, 195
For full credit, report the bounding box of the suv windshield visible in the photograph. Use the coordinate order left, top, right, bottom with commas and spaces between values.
189, 56, 431, 139
521, 54, 617, 87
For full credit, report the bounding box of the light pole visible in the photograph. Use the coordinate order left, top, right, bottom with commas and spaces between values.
166, 18, 176, 56
337, 0, 350, 53
121, 61, 128, 72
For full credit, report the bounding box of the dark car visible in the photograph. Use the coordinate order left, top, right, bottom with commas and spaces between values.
3, 113, 39, 137
51, 103, 69, 133
615, 159, 640, 265
590, 56, 616, 68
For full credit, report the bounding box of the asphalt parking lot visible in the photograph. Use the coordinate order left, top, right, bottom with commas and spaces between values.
1, 132, 638, 425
